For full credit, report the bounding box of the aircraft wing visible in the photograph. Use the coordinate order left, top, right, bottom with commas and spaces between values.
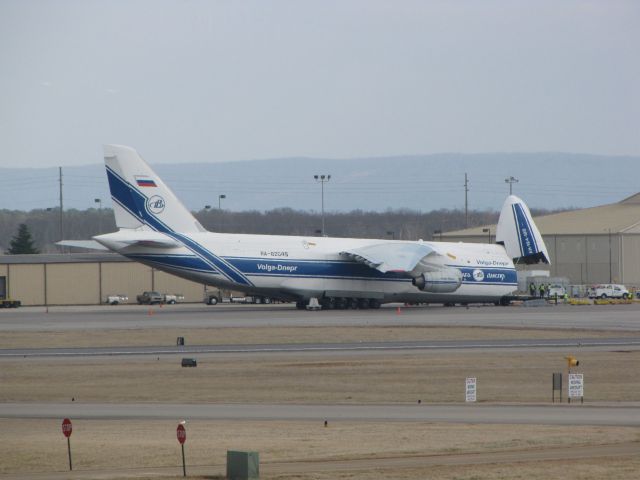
340, 242, 437, 274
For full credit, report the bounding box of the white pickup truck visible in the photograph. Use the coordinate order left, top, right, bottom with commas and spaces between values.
587, 284, 631, 299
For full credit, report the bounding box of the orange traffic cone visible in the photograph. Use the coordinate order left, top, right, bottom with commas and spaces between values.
396, 306, 402, 315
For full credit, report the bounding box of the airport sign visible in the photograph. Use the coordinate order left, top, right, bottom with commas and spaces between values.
466, 377, 477, 402
568, 373, 584, 398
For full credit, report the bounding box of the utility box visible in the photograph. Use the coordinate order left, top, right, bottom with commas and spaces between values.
227, 450, 259, 480
181, 358, 197, 367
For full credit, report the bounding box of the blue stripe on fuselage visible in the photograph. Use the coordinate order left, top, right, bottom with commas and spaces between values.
122, 253, 516, 286
127, 253, 218, 274
455, 266, 518, 285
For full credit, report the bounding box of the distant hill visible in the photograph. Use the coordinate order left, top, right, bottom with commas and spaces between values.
1, 152, 638, 212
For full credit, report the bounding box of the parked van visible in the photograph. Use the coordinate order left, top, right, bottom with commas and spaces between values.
547, 284, 566, 298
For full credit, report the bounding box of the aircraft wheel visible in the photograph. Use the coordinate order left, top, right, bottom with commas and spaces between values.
358, 299, 369, 309
335, 298, 348, 309
208, 297, 218, 305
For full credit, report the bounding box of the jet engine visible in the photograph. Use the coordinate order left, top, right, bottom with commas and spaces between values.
412, 268, 463, 293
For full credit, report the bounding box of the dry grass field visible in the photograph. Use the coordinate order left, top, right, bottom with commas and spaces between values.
1, 418, 638, 478
1, 348, 639, 404
0, 324, 619, 349
1, 322, 639, 478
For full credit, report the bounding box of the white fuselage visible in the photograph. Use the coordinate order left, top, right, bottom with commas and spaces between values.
96, 230, 518, 304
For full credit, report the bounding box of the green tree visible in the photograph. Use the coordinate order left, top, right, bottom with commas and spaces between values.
7, 223, 40, 254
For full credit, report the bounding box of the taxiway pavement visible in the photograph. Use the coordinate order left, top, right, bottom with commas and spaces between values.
1, 402, 639, 426
2, 303, 640, 331
2, 336, 640, 358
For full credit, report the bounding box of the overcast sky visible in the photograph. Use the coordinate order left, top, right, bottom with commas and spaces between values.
1, 0, 638, 168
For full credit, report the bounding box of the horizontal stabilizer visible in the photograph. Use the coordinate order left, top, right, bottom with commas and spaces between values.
56, 240, 109, 251
118, 238, 180, 248
93, 231, 181, 250
496, 195, 550, 264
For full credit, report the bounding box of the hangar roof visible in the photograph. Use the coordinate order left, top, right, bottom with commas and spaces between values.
445, 193, 640, 237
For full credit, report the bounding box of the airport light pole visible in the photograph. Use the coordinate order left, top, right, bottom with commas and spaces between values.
203, 205, 212, 230
218, 195, 226, 231
482, 227, 491, 243
94, 198, 102, 233
505, 176, 519, 195
314, 175, 331, 236
608, 228, 612, 283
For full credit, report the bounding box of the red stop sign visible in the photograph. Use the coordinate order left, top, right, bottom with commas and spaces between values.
62, 418, 72, 438
177, 424, 186, 444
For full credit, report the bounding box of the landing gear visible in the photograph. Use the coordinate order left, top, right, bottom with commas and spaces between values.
297, 297, 385, 311
320, 298, 334, 310
499, 296, 511, 306
335, 297, 348, 309
369, 299, 381, 309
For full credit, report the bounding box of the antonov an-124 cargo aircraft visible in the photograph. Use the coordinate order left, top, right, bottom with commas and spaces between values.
62, 145, 550, 309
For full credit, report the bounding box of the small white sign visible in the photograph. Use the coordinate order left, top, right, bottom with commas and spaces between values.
568, 373, 584, 398
465, 377, 477, 402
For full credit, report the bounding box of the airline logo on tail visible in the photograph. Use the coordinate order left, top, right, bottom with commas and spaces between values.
147, 196, 166, 214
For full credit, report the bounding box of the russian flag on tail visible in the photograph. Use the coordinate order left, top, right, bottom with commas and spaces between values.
135, 176, 157, 188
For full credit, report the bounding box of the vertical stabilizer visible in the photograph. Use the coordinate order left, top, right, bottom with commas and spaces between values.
496, 195, 550, 264
104, 145, 206, 233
